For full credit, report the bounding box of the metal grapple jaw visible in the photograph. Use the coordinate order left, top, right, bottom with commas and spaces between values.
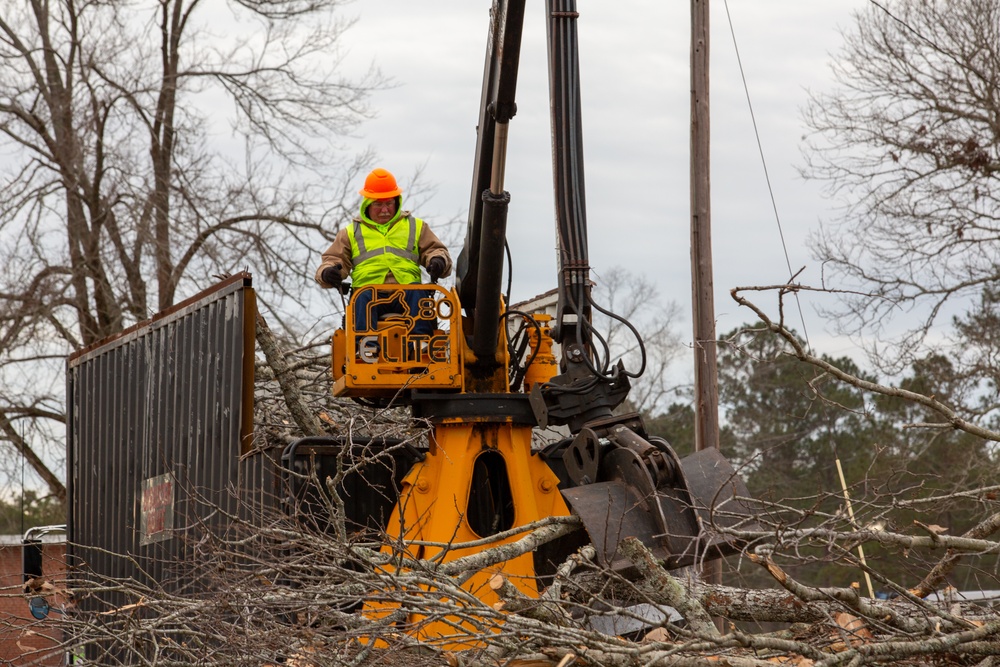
556, 415, 755, 571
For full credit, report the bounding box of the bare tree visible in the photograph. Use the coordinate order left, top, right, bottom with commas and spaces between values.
0, 0, 386, 498
802, 0, 1000, 371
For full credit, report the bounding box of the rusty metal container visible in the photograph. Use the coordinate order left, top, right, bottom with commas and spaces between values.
65, 274, 267, 640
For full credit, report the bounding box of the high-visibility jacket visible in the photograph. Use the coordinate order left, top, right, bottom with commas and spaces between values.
347, 215, 423, 287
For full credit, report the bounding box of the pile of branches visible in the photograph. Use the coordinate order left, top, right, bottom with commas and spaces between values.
15, 448, 1000, 667
12, 311, 1000, 665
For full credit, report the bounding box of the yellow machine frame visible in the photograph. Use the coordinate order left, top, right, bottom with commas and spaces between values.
365, 419, 572, 644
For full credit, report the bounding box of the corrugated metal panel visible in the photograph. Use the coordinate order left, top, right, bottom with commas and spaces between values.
65, 273, 266, 647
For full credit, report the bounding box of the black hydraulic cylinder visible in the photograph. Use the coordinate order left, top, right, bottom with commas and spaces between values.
458, 0, 527, 313
471, 189, 511, 365
546, 0, 591, 344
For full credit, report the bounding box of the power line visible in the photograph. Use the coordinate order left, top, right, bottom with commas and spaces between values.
722, 0, 810, 347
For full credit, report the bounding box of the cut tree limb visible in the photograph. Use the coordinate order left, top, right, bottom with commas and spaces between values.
255, 310, 325, 436
617, 537, 721, 638
912, 511, 1000, 598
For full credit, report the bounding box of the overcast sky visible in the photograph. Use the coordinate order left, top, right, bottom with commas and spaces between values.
336, 0, 871, 373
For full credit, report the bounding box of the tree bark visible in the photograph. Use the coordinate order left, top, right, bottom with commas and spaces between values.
255, 311, 325, 437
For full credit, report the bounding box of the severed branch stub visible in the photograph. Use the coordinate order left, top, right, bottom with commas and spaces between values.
489, 574, 572, 626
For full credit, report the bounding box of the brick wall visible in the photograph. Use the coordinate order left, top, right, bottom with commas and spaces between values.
0, 539, 67, 666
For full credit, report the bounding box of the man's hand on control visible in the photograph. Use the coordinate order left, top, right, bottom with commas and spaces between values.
428, 257, 446, 282
321, 265, 343, 288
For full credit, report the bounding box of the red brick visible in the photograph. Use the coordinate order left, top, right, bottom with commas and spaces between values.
0, 540, 67, 666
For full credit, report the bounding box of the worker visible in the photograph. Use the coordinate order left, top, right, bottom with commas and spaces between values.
315, 167, 452, 337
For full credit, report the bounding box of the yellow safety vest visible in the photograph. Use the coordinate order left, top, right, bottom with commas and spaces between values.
347, 215, 423, 287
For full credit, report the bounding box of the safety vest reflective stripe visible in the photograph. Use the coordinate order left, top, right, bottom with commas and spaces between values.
353, 218, 419, 264
355, 245, 418, 263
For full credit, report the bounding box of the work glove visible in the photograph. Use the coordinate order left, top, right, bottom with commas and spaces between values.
428, 256, 446, 282
321, 265, 343, 288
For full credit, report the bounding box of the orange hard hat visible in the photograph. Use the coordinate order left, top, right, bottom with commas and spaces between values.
359, 168, 402, 199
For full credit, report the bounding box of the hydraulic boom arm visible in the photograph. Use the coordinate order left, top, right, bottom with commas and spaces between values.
456, 0, 526, 374
458, 0, 629, 425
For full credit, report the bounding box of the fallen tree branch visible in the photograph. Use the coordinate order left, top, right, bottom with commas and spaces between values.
255, 310, 326, 436
490, 573, 572, 626
731, 284, 1000, 443
912, 511, 1000, 598
617, 537, 721, 638
728, 523, 1000, 556
748, 552, 929, 634
438, 518, 583, 577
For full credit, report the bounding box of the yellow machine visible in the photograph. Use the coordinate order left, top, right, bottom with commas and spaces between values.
330, 283, 572, 637
314, 0, 753, 644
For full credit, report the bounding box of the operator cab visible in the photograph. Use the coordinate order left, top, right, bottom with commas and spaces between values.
331, 283, 464, 398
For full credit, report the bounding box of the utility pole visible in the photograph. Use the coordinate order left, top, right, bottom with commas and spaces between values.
690, 0, 718, 455
690, 0, 721, 587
